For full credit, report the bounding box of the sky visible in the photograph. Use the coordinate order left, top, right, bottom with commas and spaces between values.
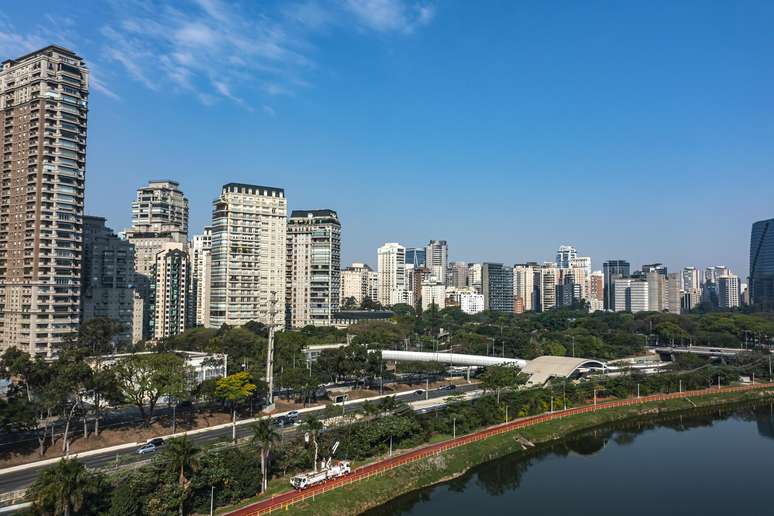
2, 0, 773, 276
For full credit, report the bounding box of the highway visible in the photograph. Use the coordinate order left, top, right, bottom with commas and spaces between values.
0, 383, 479, 496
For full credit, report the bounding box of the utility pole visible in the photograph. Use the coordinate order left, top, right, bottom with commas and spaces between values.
453, 416, 457, 439
572, 336, 576, 358
264, 291, 278, 412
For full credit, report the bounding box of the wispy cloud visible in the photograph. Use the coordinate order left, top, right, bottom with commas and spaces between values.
1, 0, 436, 109
343, 0, 435, 33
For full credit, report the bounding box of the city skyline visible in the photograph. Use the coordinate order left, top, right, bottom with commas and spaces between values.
2, 1, 773, 275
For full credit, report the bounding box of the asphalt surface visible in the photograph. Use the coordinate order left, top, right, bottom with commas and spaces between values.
0, 383, 479, 495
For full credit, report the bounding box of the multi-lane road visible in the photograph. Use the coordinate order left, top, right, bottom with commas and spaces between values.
0, 383, 479, 496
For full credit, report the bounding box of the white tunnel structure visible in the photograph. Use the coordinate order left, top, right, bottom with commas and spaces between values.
380, 350, 527, 368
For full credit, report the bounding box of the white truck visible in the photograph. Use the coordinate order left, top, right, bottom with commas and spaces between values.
290, 459, 351, 490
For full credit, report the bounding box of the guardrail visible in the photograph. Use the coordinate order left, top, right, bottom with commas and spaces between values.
228, 383, 774, 515
0, 489, 26, 508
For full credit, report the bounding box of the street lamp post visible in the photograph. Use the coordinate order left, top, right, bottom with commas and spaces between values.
453, 416, 457, 439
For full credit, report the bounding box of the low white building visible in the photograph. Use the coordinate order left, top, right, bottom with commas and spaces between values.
460, 292, 485, 314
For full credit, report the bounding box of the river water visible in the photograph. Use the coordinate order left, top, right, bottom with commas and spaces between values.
367, 402, 774, 516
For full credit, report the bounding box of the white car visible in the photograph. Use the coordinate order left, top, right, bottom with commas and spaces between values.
137, 443, 158, 455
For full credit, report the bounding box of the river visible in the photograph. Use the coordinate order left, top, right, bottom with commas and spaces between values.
366, 402, 774, 515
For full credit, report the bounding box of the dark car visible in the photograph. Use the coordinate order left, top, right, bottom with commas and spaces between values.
442, 384, 457, 391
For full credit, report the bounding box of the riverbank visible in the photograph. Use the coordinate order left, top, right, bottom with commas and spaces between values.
231, 386, 774, 516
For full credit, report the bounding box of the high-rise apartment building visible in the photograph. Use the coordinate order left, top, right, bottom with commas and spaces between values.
446, 261, 468, 288
666, 273, 681, 314
209, 183, 287, 327
149, 243, 190, 339
682, 266, 701, 292
377, 243, 406, 307
717, 274, 740, 309
81, 216, 134, 343
407, 265, 432, 309
286, 210, 341, 328
614, 278, 649, 313
482, 263, 513, 312
513, 263, 537, 312
556, 245, 577, 269
534, 263, 558, 312
189, 227, 211, 327
467, 263, 482, 293
0, 46, 89, 356
750, 218, 774, 308
704, 265, 729, 285
125, 180, 188, 339
425, 240, 448, 284
340, 262, 375, 306
642, 263, 667, 276
603, 260, 630, 310
570, 256, 592, 278
588, 271, 604, 312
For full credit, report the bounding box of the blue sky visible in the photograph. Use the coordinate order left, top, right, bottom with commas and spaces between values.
2, 0, 773, 276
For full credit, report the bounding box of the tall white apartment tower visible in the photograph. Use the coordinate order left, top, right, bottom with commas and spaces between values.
513, 264, 536, 311
286, 210, 341, 328
209, 183, 287, 328
125, 180, 188, 339
425, 240, 448, 284
190, 226, 212, 327
717, 274, 740, 309
0, 46, 89, 356
377, 243, 405, 306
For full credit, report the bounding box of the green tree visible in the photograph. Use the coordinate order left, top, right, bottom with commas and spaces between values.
111, 353, 190, 426
0, 348, 57, 455
214, 371, 256, 441
480, 364, 527, 403
161, 436, 200, 516
29, 458, 107, 516
250, 419, 280, 493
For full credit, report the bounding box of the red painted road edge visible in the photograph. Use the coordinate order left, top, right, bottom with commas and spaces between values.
227, 383, 774, 515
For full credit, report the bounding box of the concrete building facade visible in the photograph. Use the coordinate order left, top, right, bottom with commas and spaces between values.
81, 216, 135, 343
0, 46, 89, 356
377, 242, 406, 307
209, 183, 287, 327
285, 210, 341, 328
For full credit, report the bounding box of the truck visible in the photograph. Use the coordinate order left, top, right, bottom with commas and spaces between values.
290, 460, 351, 490
290, 441, 351, 490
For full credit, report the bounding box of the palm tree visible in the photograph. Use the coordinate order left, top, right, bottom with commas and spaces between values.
162, 437, 200, 516
300, 417, 324, 472
30, 458, 103, 516
251, 419, 281, 493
